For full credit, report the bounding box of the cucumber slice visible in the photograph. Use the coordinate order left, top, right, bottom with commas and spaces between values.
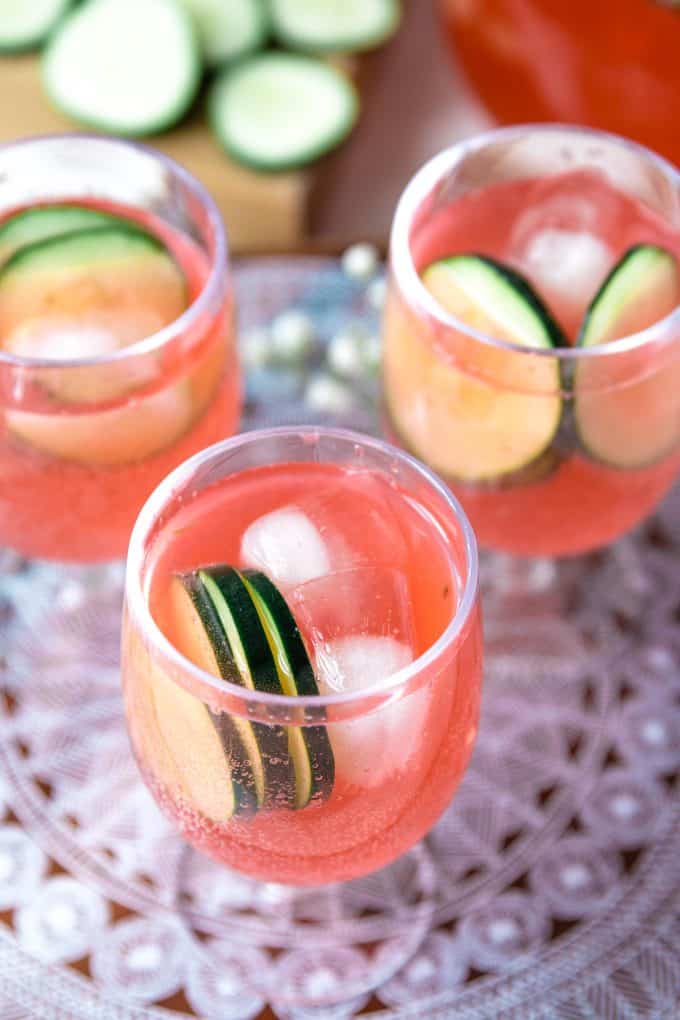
0, 225, 187, 397
170, 574, 262, 811
43, 0, 201, 136
179, 0, 268, 66
0, 0, 72, 53
385, 254, 564, 482
5, 384, 200, 466
146, 646, 251, 823
0, 206, 132, 266
209, 52, 359, 171
0, 224, 197, 465
575, 244, 680, 468
197, 566, 297, 809
242, 571, 334, 808
270, 0, 400, 53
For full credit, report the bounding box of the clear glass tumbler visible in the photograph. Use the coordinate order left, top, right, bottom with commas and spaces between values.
0, 133, 239, 564
383, 125, 680, 558
122, 427, 483, 886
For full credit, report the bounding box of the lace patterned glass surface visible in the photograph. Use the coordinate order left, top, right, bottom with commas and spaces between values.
0, 258, 678, 1019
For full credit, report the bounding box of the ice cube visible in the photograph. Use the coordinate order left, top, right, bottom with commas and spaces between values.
518, 228, 613, 306
317, 634, 412, 695
316, 635, 429, 788
506, 173, 617, 333
240, 508, 331, 588
240, 471, 409, 589
290, 567, 415, 648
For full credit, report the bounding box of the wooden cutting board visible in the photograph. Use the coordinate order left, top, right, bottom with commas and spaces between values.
0, 52, 312, 253
0, 4, 484, 255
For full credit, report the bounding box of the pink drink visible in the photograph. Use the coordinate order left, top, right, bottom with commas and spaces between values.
384, 129, 680, 555
122, 430, 482, 885
0, 137, 239, 562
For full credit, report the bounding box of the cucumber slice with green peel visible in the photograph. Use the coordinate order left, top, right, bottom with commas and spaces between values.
0, 225, 187, 397
242, 571, 334, 809
575, 244, 680, 469
169, 574, 263, 811
0, 206, 135, 266
270, 0, 400, 53
385, 254, 564, 482
0, 0, 72, 53
425, 255, 566, 351
146, 646, 254, 823
0, 224, 195, 464
197, 566, 297, 809
5, 384, 200, 466
179, 0, 268, 67
43, 0, 201, 137
578, 245, 678, 349
209, 53, 359, 171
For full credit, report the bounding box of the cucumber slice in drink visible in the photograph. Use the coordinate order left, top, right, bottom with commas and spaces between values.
43, 0, 201, 136
575, 244, 680, 468
196, 567, 297, 809
269, 0, 400, 53
242, 571, 334, 808
0, 224, 187, 401
0, 0, 72, 53
0, 225, 187, 375
385, 254, 564, 482
169, 574, 263, 812
179, 0, 268, 66
209, 52, 359, 171
0, 206, 133, 266
0, 224, 198, 466
146, 646, 253, 823
5, 385, 199, 466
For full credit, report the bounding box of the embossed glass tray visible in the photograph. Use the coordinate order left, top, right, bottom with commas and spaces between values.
0, 259, 678, 1020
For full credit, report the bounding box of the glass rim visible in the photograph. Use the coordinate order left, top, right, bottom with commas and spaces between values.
391, 122, 680, 362
125, 425, 480, 711
0, 132, 228, 370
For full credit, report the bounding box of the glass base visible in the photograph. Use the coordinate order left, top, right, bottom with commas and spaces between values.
479, 536, 656, 692
173, 842, 436, 1010
0, 553, 125, 685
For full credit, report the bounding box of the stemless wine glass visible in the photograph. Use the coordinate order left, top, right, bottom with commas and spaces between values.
383, 125, 680, 558
0, 134, 239, 564
122, 427, 482, 886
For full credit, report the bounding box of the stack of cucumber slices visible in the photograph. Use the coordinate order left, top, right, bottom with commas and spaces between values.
395, 244, 679, 482
165, 565, 334, 820
2, 0, 401, 171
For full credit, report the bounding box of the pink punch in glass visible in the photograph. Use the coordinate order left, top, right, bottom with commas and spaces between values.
122, 428, 483, 885
0, 135, 240, 563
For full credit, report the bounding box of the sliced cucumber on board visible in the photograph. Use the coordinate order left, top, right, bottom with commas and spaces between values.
0, 0, 72, 53
179, 0, 268, 66
43, 0, 201, 136
209, 52, 359, 171
242, 570, 334, 809
575, 244, 680, 468
0, 205, 134, 267
269, 0, 400, 53
385, 254, 564, 483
